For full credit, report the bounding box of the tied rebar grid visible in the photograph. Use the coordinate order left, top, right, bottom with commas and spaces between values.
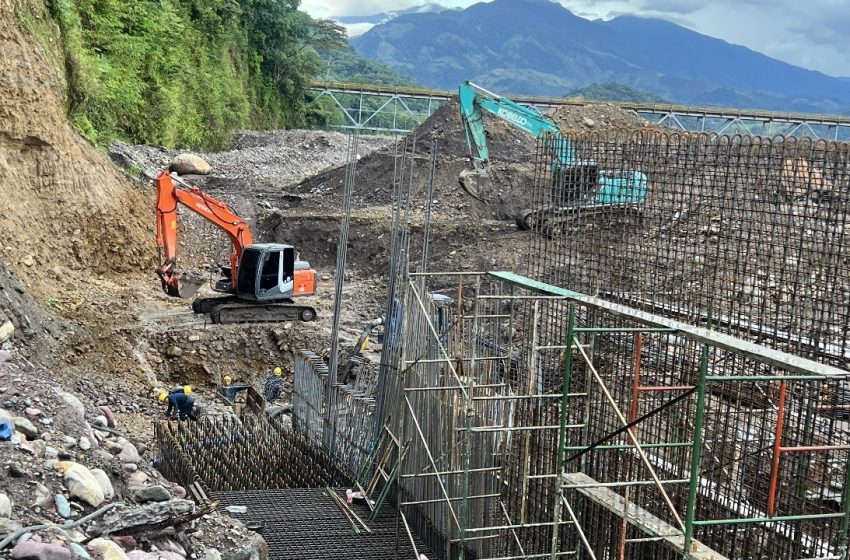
527, 131, 850, 368
216, 488, 434, 559
375, 270, 850, 560
154, 414, 351, 492
294, 349, 379, 476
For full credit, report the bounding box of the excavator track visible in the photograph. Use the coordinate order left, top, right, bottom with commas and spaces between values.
192, 295, 240, 314
517, 203, 643, 236
210, 302, 317, 324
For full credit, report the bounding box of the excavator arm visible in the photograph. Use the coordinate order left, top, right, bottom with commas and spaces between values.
155, 171, 253, 299
459, 81, 567, 167
458, 81, 573, 200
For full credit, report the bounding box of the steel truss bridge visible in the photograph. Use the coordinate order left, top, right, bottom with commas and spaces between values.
309, 81, 850, 140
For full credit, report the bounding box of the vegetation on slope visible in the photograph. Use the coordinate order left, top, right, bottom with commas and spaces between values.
18, 0, 350, 149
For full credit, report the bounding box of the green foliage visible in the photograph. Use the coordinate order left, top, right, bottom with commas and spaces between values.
33, 0, 346, 149
566, 82, 669, 103
316, 46, 413, 86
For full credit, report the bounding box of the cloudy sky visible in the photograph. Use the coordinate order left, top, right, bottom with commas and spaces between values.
300, 0, 850, 77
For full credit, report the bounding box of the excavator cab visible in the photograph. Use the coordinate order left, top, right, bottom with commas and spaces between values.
235, 244, 317, 302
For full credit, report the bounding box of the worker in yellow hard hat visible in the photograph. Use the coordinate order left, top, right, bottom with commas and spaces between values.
159, 388, 197, 421
168, 384, 192, 396
218, 374, 238, 404
264, 366, 285, 403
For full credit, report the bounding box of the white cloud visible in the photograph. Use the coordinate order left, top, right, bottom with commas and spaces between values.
343, 22, 376, 37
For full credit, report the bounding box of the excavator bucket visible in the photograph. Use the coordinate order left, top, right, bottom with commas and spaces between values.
458, 168, 490, 202
159, 270, 205, 299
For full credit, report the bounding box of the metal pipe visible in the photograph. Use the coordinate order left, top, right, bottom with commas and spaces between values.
683, 320, 711, 558
767, 381, 787, 517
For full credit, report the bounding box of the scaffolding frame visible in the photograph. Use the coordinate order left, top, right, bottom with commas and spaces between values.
377, 269, 850, 560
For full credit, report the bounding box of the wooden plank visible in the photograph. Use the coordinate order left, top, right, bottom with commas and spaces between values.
563, 472, 729, 560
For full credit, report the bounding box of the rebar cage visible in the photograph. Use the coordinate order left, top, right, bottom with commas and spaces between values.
528, 131, 850, 368
379, 271, 850, 560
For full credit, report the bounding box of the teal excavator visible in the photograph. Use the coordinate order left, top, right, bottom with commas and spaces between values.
458, 81, 648, 230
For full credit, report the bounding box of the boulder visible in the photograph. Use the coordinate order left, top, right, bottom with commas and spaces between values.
11, 541, 72, 560
0, 492, 11, 518
14, 417, 38, 439
169, 154, 211, 176
131, 485, 171, 503
57, 462, 104, 507
90, 469, 115, 499
87, 500, 194, 536
87, 539, 128, 560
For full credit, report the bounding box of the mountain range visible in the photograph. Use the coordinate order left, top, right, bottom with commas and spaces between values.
349, 0, 850, 114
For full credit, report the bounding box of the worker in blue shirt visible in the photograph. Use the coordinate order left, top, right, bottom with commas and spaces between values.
159, 390, 197, 421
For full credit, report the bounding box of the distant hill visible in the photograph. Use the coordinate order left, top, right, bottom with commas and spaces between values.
317, 46, 413, 86
351, 0, 850, 114
567, 83, 668, 103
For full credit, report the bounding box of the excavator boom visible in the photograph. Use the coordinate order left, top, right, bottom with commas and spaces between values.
458, 81, 573, 200
155, 171, 253, 298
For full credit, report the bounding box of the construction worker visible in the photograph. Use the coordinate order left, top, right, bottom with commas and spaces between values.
218, 375, 238, 404
159, 390, 197, 421
264, 366, 285, 403
169, 385, 192, 396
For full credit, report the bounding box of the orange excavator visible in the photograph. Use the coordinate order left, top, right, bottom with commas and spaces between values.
154, 171, 318, 323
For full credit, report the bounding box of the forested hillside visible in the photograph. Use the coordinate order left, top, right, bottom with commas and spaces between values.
14, 0, 380, 149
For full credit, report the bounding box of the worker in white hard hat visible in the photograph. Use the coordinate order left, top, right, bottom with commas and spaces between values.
263, 366, 285, 403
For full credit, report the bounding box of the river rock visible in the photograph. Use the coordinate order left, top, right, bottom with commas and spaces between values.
69, 543, 90, 559
0, 321, 14, 343
205, 549, 222, 560
11, 541, 72, 560
13, 417, 37, 439
54, 494, 72, 518
34, 484, 51, 506
0, 349, 11, 362
55, 391, 85, 418
110, 536, 136, 551
131, 485, 171, 503
98, 406, 116, 428
0, 492, 11, 517
117, 442, 140, 463
78, 436, 91, 451
57, 462, 104, 507
90, 468, 115, 499
88, 539, 128, 560
170, 154, 211, 175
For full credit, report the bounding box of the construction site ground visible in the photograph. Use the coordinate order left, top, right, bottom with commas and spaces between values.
0, 4, 658, 553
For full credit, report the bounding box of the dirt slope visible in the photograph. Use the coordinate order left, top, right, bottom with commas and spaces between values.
0, 0, 154, 303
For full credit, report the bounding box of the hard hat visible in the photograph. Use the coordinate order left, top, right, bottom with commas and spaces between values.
273, 367, 282, 376
158, 392, 168, 402
223, 375, 232, 382
183, 385, 192, 395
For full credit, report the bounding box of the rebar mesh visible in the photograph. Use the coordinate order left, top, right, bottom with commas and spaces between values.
154, 414, 351, 492
527, 131, 850, 368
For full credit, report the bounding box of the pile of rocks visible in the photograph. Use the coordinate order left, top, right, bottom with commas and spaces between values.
0, 360, 264, 560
